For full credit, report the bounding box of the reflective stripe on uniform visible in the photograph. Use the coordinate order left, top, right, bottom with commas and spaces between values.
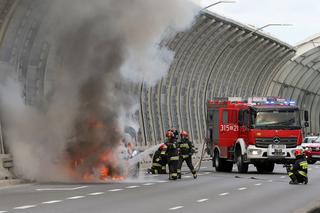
170, 156, 179, 161
160, 151, 166, 155
182, 155, 189, 159
288, 172, 294, 177
299, 161, 308, 170
152, 163, 162, 167
298, 171, 307, 177
180, 144, 190, 149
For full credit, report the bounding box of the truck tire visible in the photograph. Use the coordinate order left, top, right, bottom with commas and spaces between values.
214, 151, 233, 172
307, 159, 316, 164
236, 153, 248, 173
256, 162, 274, 173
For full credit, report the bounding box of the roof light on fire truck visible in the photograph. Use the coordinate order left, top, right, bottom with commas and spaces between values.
289, 101, 295, 105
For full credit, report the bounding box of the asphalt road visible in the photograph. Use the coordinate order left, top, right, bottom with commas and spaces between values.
0, 161, 320, 213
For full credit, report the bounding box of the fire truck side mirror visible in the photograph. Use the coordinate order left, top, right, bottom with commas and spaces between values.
304, 110, 309, 122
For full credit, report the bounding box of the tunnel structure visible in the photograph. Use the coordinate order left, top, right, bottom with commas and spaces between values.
0, 0, 318, 152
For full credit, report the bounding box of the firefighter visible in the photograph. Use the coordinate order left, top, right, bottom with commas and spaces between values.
168, 128, 179, 141
164, 131, 179, 180
287, 149, 308, 184
149, 144, 167, 174
177, 131, 197, 179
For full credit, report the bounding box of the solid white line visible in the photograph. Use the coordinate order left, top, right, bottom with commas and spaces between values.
197, 198, 209, 203
219, 192, 229, 196
143, 183, 154, 186
88, 192, 104, 196
169, 206, 184, 210
108, 189, 123, 192
14, 205, 37, 209
66, 196, 85, 200
184, 176, 192, 178
36, 186, 88, 191
255, 183, 262, 186
42, 200, 63, 204
238, 187, 247, 191
200, 167, 208, 169
156, 180, 169, 183
126, 185, 140, 189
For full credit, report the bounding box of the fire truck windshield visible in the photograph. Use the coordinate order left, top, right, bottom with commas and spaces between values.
251, 109, 301, 130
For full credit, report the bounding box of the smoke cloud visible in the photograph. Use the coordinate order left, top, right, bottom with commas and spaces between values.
0, 0, 197, 181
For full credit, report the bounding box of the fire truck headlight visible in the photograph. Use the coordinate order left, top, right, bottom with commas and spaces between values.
249, 149, 261, 155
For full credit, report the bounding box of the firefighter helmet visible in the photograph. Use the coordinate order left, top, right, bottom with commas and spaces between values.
294, 149, 303, 157
180, 131, 189, 138
159, 143, 167, 150
166, 131, 174, 138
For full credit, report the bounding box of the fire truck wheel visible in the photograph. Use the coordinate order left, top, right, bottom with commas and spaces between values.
307, 160, 316, 164
214, 151, 233, 172
236, 153, 248, 173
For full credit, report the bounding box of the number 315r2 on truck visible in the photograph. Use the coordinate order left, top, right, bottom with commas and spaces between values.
206, 97, 309, 173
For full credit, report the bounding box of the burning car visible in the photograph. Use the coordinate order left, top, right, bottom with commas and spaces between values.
301, 136, 320, 164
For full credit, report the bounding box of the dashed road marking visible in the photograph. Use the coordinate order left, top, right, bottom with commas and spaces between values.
197, 198, 209, 203
66, 196, 85, 200
36, 186, 88, 191
14, 205, 37, 210
143, 183, 154, 186
268, 180, 273, 182
88, 192, 104, 196
184, 176, 192, 178
169, 206, 184, 210
204, 172, 211, 175
126, 185, 140, 189
42, 200, 63, 204
280, 176, 286, 179
219, 192, 229, 196
255, 183, 262, 186
238, 187, 247, 191
200, 167, 208, 169
156, 180, 169, 183
108, 189, 123, 192
152, 175, 159, 177
198, 173, 204, 176
0, 211, 8, 213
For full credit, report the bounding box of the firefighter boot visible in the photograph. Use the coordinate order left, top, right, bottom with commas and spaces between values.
289, 175, 298, 184
193, 171, 197, 179
177, 169, 181, 179
304, 177, 308, 184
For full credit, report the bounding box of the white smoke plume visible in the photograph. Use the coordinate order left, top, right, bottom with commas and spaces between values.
0, 0, 198, 181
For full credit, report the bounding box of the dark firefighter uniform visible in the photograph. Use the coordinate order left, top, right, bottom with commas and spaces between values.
177, 131, 197, 179
288, 149, 308, 184
150, 144, 167, 174
165, 131, 179, 180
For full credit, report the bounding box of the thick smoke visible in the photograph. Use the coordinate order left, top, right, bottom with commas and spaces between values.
0, 0, 197, 181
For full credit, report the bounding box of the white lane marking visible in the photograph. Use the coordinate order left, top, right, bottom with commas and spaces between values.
14, 205, 37, 210
255, 183, 262, 186
66, 196, 85, 200
268, 180, 273, 182
280, 176, 286, 179
152, 175, 159, 177
184, 176, 192, 178
126, 185, 140, 189
108, 189, 123, 192
88, 192, 104, 196
198, 173, 204, 176
204, 172, 210, 175
42, 200, 63, 204
0, 211, 8, 213
219, 192, 229, 196
238, 187, 247, 191
169, 206, 184, 210
36, 186, 88, 191
143, 183, 154, 186
156, 180, 169, 183
197, 198, 209, 203
200, 167, 208, 169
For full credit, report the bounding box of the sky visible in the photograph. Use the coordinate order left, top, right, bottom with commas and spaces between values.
196, 0, 320, 46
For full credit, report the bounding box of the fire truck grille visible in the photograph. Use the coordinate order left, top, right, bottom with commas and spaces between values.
255, 137, 297, 148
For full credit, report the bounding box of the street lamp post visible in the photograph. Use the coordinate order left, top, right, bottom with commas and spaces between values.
200, 1, 236, 11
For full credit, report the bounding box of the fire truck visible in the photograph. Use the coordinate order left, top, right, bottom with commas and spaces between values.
206, 97, 309, 173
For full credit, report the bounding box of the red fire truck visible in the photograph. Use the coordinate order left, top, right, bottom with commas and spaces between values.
206, 97, 308, 173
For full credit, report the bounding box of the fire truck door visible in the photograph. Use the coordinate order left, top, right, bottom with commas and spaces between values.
219, 109, 239, 157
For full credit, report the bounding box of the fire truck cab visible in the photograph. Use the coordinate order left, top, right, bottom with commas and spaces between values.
206, 97, 306, 173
